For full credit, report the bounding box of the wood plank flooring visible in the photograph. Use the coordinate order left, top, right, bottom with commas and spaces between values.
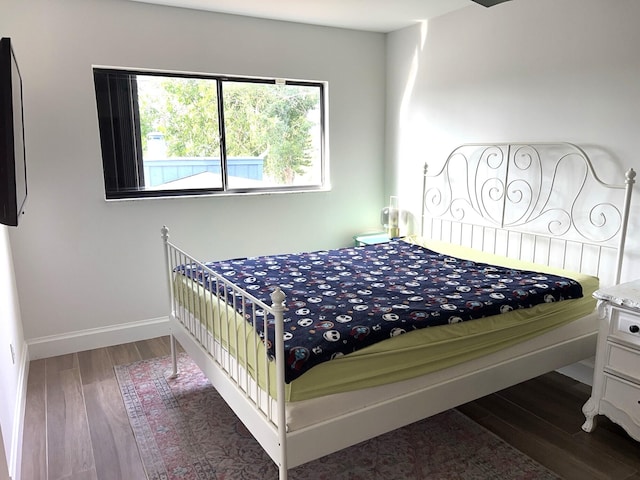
21, 336, 640, 479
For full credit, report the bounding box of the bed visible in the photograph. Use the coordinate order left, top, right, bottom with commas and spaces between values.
161, 142, 635, 479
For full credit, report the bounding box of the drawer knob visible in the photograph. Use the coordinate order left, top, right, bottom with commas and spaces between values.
630, 325, 640, 334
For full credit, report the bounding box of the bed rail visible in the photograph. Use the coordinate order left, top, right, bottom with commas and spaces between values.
421, 143, 635, 286
161, 226, 289, 478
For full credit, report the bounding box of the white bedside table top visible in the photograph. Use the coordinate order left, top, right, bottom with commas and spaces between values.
593, 279, 640, 311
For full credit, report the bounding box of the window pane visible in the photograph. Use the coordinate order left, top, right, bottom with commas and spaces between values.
223, 81, 323, 189
137, 74, 223, 190
94, 67, 326, 199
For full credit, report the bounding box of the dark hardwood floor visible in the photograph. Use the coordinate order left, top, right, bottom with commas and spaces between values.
21, 336, 640, 479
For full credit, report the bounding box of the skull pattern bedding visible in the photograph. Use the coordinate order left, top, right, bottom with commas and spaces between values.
177, 238, 584, 384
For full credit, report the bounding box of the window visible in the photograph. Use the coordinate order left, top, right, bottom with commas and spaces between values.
93, 68, 326, 199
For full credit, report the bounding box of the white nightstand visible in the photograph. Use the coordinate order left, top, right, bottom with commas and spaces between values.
582, 279, 640, 441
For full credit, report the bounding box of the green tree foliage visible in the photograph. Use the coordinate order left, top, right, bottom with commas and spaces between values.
261, 87, 316, 184
222, 82, 272, 158
138, 77, 221, 158
138, 82, 161, 154
163, 78, 221, 157
138, 75, 318, 185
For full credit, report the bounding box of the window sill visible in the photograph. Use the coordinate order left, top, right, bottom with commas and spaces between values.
104, 184, 332, 202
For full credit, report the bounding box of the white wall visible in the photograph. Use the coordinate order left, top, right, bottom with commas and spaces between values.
386, 0, 640, 282
0, 227, 27, 479
0, 426, 8, 480
4, 0, 386, 345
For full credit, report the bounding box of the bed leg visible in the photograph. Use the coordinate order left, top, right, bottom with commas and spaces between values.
169, 334, 178, 379
270, 287, 289, 480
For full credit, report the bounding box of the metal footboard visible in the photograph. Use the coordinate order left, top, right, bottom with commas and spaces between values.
161, 226, 289, 479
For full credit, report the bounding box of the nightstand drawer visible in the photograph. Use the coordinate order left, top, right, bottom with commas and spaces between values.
606, 342, 640, 383
603, 373, 640, 425
610, 308, 640, 346
585, 281, 640, 442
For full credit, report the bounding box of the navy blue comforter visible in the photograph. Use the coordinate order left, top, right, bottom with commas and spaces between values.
179, 241, 582, 383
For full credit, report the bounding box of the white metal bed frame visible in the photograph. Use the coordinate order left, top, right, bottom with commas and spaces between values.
162, 143, 634, 480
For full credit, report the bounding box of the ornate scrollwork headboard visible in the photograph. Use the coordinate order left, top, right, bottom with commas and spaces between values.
421, 143, 635, 285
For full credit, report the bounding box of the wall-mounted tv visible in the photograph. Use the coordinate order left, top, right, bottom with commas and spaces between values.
0, 37, 27, 227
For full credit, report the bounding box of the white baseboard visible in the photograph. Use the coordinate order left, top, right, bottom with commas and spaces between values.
557, 357, 595, 386
14, 317, 169, 479
8, 342, 28, 480
26, 317, 171, 360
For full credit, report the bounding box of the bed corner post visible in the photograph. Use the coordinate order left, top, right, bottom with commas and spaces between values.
614, 168, 636, 284
161, 226, 178, 379
421, 162, 428, 238
270, 287, 288, 480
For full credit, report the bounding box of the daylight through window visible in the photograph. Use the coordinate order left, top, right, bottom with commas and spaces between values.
93, 68, 326, 199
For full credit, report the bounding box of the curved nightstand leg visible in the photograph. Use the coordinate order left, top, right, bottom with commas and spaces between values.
581, 397, 598, 433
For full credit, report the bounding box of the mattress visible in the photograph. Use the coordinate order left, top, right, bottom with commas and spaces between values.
172, 237, 598, 402
285, 311, 597, 431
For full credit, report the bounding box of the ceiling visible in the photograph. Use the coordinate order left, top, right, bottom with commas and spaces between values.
128, 0, 481, 33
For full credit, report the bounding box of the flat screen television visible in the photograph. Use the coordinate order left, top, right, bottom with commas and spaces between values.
0, 37, 27, 227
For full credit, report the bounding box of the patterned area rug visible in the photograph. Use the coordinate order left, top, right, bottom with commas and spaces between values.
115, 353, 559, 480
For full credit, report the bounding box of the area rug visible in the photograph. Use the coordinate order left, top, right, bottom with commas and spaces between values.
115, 353, 559, 480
